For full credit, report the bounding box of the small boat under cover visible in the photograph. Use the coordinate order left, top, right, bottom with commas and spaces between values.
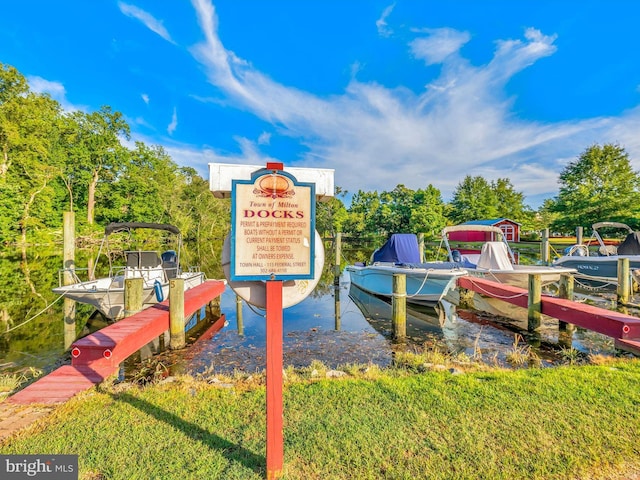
346, 234, 467, 306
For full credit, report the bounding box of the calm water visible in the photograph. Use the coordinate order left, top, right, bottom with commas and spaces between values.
0, 248, 632, 379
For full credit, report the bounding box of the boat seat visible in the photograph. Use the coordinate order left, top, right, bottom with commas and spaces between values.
126, 251, 162, 268
598, 245, 617, 256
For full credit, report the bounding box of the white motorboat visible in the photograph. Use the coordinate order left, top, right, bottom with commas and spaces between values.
53, 222, 206, 320
552, 221, 640, 290
441, 225, 576, 289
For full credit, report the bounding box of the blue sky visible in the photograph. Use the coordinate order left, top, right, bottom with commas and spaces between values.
2, 1, 640, 209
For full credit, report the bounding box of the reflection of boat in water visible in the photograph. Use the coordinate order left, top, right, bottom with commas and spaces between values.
346, 234, 467, 306
441, 225, 576, 288
553, 221, 640, 291
53, 222, 206, 321
348, 282, 458, 345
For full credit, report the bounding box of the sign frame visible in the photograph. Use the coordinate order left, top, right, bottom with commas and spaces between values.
230, 166, 316, 282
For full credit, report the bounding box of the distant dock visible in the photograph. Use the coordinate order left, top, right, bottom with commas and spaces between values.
457, 276, 640, 355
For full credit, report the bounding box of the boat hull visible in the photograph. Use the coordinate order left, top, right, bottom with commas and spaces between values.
346, 264, 466, 306
53, 272, 205, 320
553, 255, 640, 290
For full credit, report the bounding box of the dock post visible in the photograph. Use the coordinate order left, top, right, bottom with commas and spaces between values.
236, 295, 244, 336
418, 233, 425, 263
169, 278, 186, 349
392, 273, 406, 339
527, 274, 542, 331
334, 283, 341, 331
63, 212, 76, 349
576, 226, 583, 246
558, 274, 575, 332
617, 257, 630, 305
541, 228, 550, 265
124, 278, 143, 317
333, 233, 342, 285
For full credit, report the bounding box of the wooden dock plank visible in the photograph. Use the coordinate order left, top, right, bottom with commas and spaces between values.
8, 280, 226, 405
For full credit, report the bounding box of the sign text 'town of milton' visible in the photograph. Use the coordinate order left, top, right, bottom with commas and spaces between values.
230, 167, 315, 281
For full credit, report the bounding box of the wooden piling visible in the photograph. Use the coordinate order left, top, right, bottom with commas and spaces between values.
169, 278, 186, 349
617, 257, 631, 305
334, 233, 342, 285
236, 295, 244, 336
576, 226, 583, 246
334, 284, 341, 331
418, 233, 425, 263
527, 274, 541, 331
558, 274, 575, 332
63, 212, 76, 349
392, 273, 406, 339
124, 278, 143, 317
541, 228, 550, 265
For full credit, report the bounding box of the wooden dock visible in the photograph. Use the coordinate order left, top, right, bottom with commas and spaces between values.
457, 276, 640, 354
8, 280, 226, 405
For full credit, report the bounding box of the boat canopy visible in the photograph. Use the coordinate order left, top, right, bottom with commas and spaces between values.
104, 222, 181, 236
592, 222, 634, 233
442, 224, 504, 236
372, 234, 421, 263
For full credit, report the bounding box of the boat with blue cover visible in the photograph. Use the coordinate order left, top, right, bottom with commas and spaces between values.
346, 234, 467, 306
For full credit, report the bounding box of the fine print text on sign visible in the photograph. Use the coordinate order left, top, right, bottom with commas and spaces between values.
231, 169, 315, 280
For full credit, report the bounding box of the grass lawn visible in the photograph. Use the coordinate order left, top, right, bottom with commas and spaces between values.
1, 357, 639, 479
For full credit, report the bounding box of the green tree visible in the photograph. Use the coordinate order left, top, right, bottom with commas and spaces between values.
551, 144, 640, 233
449, 176, 499, 223
67, 106, 130, 225
315, 186, 348, 236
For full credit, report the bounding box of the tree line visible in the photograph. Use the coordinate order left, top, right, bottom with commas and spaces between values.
317, 146, 640, 241
2, 61, 640, 252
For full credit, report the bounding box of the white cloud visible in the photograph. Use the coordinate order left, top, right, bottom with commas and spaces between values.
141, 93, 150, 104
258, 132, 271, 145
376, 3, 395, 37
179, 1, 640, 208
409, 28, 471, 65
167, 107, 178, 135
27, 76, 84, 112
118, 2, 175, 44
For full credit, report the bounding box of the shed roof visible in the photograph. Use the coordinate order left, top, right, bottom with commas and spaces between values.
460, 218, 521, 227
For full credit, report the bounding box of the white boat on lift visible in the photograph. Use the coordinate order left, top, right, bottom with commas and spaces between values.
441, 225, 576, 289
553, 221, 640, 290
53, 222, 206, 320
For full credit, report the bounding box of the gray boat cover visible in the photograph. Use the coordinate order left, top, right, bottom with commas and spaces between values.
617, 232, 640, 255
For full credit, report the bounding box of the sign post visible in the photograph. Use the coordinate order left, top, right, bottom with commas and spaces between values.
265, 280, 284, 479
229, 161, 316, 479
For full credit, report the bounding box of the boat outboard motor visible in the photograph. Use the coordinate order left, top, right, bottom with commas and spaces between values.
564, 245, 586, 256
161, 250, 178, 279
451, 249, 462, 263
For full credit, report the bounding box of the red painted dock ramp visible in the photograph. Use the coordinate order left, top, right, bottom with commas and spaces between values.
8, 280, 226, 405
